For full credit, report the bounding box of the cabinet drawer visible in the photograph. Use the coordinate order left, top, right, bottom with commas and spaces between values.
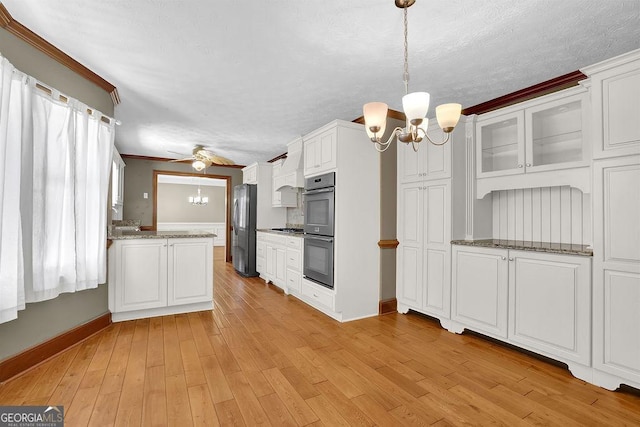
301, 279, 335, 311
286, 236, 302, 249
287, 249, 301, 270
256, 257, 265, 273
286, 269, 301, 293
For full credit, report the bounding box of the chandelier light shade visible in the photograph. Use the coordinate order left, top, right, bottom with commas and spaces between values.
436, 103, 463, 132
363, 0, 462, 152
363, 102, 388, 139
402, 92, 430, 124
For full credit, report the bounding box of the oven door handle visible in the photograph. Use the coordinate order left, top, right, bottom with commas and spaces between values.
303, 234, 334, 243
302, 188, 334, 195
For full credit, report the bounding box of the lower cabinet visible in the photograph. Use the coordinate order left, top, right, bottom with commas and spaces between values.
109, 237, 214, 322
451, 246, 508, 339
256, 231, 303, 292
285, 236, 303, 294
451, 245, 591, 373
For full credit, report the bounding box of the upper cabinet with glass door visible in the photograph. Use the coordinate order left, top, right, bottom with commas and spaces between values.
476, 86, 591, 197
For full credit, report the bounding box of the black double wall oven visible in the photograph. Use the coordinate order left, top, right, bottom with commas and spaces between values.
303, 172, 335, 289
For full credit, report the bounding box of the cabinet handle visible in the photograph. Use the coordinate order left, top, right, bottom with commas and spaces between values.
517, 164, 523, 168
423, 186, 427, 190
313, 293, 318, 297
501, 256, 506, 260
526, 163, 531, 167
509, 257, 514, 261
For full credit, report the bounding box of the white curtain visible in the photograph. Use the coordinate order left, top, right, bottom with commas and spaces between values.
0, 57, 27, 323
0, 55, 114, 323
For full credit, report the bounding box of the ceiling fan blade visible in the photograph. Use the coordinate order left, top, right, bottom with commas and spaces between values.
168, 156, 194, 162
212, 156, 235, 165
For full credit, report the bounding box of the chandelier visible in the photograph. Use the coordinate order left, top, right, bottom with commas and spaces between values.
363, 0, 462, 152
188, 171, 209, 205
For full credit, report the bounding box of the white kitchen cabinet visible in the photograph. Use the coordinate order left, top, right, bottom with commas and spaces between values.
451, 245, 509, 339
168, 238, 214, 306
298, 120, 379, 321
451, 244, 592, 375
272, 159, 297, 208
591, 155, 640, 390
583, 49, 640, 159
475, 86, 590, 196
285, 235, 303, 295
114, 239, 168, 313
242, 162, 286, 229
242, 163, 258, 184
508, 250, 591, 366
256, 231, 287, 290
397, 180, 451, 319
397, 121, 451, 183
303, 127, 337, 177
109, 237, 214, 322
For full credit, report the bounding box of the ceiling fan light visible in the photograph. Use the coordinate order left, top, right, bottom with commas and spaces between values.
192, 160, 206, 171
402, 92, 430, 123
363, 102, 389, 137
435, 103, 462, 132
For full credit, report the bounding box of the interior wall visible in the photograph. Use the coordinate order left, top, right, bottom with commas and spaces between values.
0, 28, 114, 361
122, 158, 243, 227
157, 183, 226, 223
379, 117, 403, 302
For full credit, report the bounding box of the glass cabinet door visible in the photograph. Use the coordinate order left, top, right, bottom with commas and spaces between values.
525, 93, 586, 171
476, 111, 525, 178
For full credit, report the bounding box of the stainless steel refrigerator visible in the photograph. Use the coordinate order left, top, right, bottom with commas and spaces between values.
232, 183, 258, 277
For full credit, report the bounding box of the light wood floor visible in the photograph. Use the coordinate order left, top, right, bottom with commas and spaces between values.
1, 248, 640, 426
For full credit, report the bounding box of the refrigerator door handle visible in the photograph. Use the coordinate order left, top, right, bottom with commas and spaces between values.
233, 199, 239, 235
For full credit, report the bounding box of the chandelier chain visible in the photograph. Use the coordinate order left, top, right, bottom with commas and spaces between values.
403, 3, 409, 95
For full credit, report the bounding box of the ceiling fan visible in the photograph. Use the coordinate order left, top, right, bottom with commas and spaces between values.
169, 145, 235, 170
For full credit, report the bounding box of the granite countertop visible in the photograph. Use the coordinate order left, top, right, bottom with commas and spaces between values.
257, 228, 305, 236
451, 239, 593, 256
109, 230, 216, 240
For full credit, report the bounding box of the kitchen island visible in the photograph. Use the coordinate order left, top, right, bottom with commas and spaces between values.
108, 230, 215, 322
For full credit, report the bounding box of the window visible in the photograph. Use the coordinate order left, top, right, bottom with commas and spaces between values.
112, 149, 125, 220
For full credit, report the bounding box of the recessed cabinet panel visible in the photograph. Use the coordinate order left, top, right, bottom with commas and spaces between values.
168, 239, 212, 305
425, 184, 446, 245
508, 252, 590, 364
604, 164, 640, 263
119, 242, 167, 311
425, 249, 446, 313
604, 71, 640, 151
399, 246, 422, 306
603, 270, 640, 375
400, 185, 422, 247
452, 247, 508, 338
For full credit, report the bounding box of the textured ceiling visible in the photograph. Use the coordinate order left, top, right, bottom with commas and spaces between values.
3, 0, 639, 166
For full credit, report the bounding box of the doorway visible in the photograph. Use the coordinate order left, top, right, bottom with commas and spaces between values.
152, 170, 232, 262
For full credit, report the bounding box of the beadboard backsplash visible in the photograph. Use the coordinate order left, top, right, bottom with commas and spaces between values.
491, 186, 591, 246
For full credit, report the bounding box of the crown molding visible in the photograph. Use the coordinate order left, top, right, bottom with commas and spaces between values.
462, 70, 586, 116
0, 4, 120, 105
121, 153, 246, 169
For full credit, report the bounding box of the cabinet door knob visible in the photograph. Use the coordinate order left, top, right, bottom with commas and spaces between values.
509, 257, 514, 261
518, 164, 523, 168
501, 256, 506, 260
526, 163, 532, 167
